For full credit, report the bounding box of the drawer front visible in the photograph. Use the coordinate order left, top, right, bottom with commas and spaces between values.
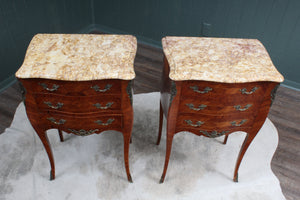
35, 94, 121, 113
179, 98, 261, 115
23, 79, 121, 96
176, 114, 254, 130
181, 81, 264, 100
41, 113, 123, 135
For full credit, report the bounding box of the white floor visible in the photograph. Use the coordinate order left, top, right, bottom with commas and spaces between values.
0, 92, 285, 200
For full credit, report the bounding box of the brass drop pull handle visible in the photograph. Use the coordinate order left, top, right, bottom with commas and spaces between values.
47, 117, 66, 125
44, 101, 64, 109
91, 84, 112, 92
234, 104, 252, 111
93, 102, 114, 109
240, 87, 259, 95
68, 129, 99, 136
190, 86, 212, 94
186, 103, 207, 111
39, 83, 59, 92
199, 130, 229, 138
231, 119, 247, 127
94, 118, 115, 126
185, 120, 204, 127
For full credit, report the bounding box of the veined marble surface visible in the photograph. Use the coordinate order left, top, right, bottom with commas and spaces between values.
162, 36, 284, 83
16, 34, 137, 81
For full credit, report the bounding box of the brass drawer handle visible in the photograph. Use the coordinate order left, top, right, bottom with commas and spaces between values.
93, 102, 114, 109
67, 129, 99, 136
47, 117, 66, 125
199, 130, 229, 138
91, 84, 112, 92
234, 104, 252, 111
190, 86, 212, 94
185, 120, 204, 127
231, 119, 247, 127
186, 103, 207, 111
94, 118, 115, 126
240, 87, 259, 95
39, 83, 60, 92
44, 101, 64, 109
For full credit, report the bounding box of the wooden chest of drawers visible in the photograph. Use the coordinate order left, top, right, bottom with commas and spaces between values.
16, 34, 137, 182
157, 37, 284, 183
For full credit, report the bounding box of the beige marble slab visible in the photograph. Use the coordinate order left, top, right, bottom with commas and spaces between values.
16, 34, 137, 81
162, 36, 284, 83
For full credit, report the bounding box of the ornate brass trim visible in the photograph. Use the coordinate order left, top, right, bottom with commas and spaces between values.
170, 81, 177, 104
233, 104, 252, 111
94, 118, 115, 126
185, 120, 204, 127
18, 81, 26, 101
126, 80, 133, 104
91, 84, 112, 92
231, 119, 247, 127
190, 86, 212, 94
67, 128, 99, 136
240, 87, 259, 95
47, 117, 66, 125
93, 102, 114, 109
270, 85, 279, 106
199, 130, 229, 138
44, 101, 64, 109
186, 103, 207, 111
39, 83, 59, 92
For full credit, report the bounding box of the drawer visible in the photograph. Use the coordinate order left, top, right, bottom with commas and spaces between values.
41, 113, 123, 134
34, 93, 121, 113
181, 81, 264, 99
22, 79, 122, 96
176, 114, 254, 130
179, 98, 262, 115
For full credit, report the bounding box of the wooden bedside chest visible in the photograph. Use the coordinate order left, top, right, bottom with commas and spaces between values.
157, 36, 284, 183
15, 34, 137, 182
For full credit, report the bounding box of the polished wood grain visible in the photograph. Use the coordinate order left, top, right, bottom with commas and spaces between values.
18, 78, 133, 182
34, 94, 121, 113
178, 98, 260, 115
23, 79, 122, 95
0, 42, 299, 199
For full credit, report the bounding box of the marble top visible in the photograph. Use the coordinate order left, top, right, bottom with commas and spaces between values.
162, 36, 284, 83
16, 34, 137, 81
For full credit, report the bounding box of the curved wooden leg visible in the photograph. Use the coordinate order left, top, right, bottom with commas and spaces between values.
121, 81, 134, 183
156, 102, 163, 145
35, 128, 55, 180
223, 134, 228, 144
160, 131, 174, 183
58, 130, 64, 142
233, 132, 256, 182
123, 133, 133, 183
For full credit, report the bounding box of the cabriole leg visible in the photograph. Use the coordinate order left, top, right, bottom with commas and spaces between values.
58, 130, 64, 142
160, 130, 174, 183
156, 102, 164, 145
233, 132, 256, 182
123, 133, 133, 183
223, 134, 228, 144
35, 128, 56, 180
